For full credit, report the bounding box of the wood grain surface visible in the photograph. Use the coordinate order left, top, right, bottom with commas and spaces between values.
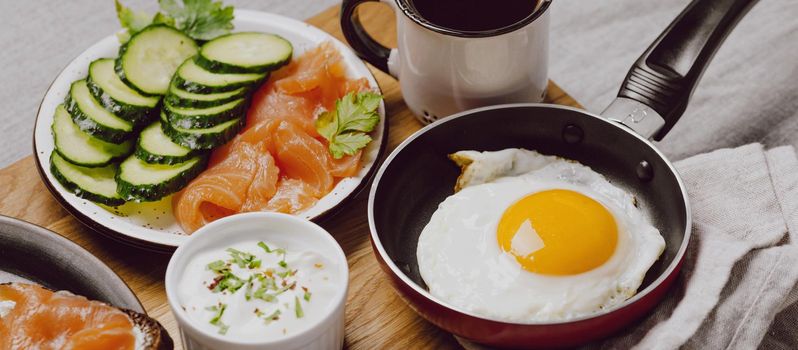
0, 4, 580, 350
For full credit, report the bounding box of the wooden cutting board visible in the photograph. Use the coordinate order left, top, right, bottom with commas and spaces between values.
0, 4, 580, 349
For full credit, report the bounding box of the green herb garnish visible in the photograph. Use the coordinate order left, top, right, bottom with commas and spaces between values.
207, 260, 228, 273
226, 248, 258, 268
244, 276, 254, 301
258, 242, 286, 255
202, 242, 311, 332
115, 0, 154, 43
207, 303, 229, 334
294, 296, 304, 318
257, 241, 271, 253
159, 0, 235, 40
253, 286, 277, 302
213, 273, 245, 293
263, 309, 281, 325
252, 280, 295, 302
261, 275, 278, 290
115, 0, 235, 43
276, 269, 296, 279
316, 92, 382, 159
258, 241, 288, 269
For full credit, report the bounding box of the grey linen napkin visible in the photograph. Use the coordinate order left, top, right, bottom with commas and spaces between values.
595, 143, 798, 350
459, 143, 798, 349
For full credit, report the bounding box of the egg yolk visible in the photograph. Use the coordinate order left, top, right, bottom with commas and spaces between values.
496, 189, 618, 275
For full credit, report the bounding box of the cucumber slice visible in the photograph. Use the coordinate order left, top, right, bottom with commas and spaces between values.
160, 111, 243, 150
50, 151, 125, 206
134, 121, 199, 165
173, 58, 266, 94
86, 58, 159, 125
115, 25, 199, 96
65, 80, 134, 143
52, 104, 132, 167
195, 32, 293, 74
116, 154, 207, 202
164, 98, 247, 129
164, 83, 248, 109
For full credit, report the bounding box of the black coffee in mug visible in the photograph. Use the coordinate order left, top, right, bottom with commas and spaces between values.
410, 0, 540, 32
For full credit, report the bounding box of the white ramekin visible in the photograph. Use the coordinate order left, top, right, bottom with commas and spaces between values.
165, 212, 349, 350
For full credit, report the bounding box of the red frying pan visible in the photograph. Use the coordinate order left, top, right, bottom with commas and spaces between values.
363, 0, 757, 348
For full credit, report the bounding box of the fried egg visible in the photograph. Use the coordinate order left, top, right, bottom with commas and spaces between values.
416, 149, 665, 322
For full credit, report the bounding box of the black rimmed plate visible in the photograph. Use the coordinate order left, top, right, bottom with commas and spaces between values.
32, 10, 387, 252
0, 215, 143, 311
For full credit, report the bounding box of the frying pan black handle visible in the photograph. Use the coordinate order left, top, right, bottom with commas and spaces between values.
610, 0, 757, 140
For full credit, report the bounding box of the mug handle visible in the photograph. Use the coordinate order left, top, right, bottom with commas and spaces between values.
340, 0, 398, 78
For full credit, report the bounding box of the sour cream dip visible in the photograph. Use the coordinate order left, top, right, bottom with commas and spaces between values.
166, 212, 348, 350
178, 239, 340, 339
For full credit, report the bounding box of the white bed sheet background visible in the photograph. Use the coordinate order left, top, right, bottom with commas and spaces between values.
1, 0, 794, 166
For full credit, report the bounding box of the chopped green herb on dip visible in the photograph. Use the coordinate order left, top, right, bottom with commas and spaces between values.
178, 240, 339, 339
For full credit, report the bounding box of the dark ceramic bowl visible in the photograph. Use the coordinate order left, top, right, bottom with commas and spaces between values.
0, 215, 143, 310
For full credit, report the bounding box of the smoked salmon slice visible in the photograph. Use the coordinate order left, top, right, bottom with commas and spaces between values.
264, 178, 320, 214
174, 41, 376, 234
209, 119, 279, 167
247, 83, 320, 138
174, 142, 272, 233
0, 283, 135, 350
275, 42, 344, 95
272, 120, 333, 197
330, 150, 362, 178
240, 151, 280, 212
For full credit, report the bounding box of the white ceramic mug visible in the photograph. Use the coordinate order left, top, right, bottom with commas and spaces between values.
341, 0, 551, 123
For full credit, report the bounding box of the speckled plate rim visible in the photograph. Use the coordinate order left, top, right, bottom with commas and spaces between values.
0, 215, 143, 311
32, 10, 387, 252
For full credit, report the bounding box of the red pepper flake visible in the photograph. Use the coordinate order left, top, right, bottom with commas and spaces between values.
207, 275, 223, 290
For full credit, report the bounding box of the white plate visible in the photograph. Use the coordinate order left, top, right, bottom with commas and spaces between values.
33, 10, 386, 251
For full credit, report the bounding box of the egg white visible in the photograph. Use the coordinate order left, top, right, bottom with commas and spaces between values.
417, 149, 665, 322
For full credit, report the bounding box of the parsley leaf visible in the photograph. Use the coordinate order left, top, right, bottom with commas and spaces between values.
158, 0, 234, 40
316, 91, 382, 159
315, 110, 338, 142
329, 133, 372, 159
114, 0, 234, 43
115, 0, 155, 43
